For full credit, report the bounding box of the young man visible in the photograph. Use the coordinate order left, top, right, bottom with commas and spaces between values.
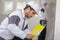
0, 1, 40, 40
38, 8, 47, 40
38, 0, 48, 40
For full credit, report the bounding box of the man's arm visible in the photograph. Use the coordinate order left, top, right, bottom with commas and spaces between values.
7, 15, 34, 39
7, 15, 26, 39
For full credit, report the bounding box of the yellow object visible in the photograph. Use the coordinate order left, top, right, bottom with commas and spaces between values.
31, 24, 45, 36
32, 36, 38, 40
31, 24, 45, 40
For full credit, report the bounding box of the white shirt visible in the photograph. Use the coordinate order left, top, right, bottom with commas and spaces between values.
0, 9, 30, 40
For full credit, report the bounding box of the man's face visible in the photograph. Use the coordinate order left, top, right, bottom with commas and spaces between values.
25, 7, 36, 18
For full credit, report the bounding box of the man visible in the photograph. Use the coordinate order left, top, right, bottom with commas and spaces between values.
38, 8, 47, 40
0, 1, 40, 40
38, 0, 48, 40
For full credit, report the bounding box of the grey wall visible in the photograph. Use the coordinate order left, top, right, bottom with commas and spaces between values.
45, 0, 56, 40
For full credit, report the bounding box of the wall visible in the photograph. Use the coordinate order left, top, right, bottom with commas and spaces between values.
54, 0, 60, 40
46, 0, 56, 40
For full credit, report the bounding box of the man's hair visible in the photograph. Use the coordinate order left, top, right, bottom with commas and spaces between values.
24, 5, 34, 10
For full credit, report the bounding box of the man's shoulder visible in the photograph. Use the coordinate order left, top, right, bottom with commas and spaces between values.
12, 10, 22, 14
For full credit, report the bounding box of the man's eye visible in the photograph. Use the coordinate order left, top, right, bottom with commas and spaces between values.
33, 13, 35, 14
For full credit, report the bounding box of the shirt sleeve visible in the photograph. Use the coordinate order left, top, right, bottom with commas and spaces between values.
7, 15, 26, 39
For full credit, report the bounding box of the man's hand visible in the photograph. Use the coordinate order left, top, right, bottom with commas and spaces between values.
26, 34, 35, 39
